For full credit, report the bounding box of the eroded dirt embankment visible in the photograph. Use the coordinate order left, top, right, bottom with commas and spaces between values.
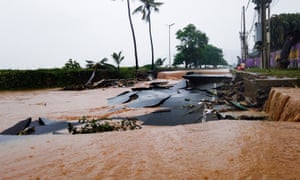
1, 121, 300, 179
0, 70, 299, 179
264, 87, 300, 122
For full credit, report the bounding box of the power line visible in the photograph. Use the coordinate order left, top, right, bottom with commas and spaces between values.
247, 11, 257, 41
245, 0, 251, 11
245, 0, 256, 40
271, 0, 279, 9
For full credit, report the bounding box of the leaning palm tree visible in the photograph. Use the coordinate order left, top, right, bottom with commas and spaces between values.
85, 58, 109, 68
112, 51, 125, 71
99, 58, 109, 66
113, 0, 139, 73
85, 58, 110, 86
133, 0, 163, 71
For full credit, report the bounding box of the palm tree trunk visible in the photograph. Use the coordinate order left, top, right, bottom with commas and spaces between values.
148, 15, 155, 71
126, 0, 139, 73
85, 68, 96, 86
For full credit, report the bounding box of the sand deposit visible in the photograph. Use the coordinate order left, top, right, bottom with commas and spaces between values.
0, 75, 299, 179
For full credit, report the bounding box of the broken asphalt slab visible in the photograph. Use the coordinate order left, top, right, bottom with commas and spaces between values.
108, 79, 216, 126
1, 117, 32, 135
1, 117, 79, 135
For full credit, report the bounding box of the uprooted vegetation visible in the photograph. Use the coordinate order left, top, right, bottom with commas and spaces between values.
68, 117, 142, 134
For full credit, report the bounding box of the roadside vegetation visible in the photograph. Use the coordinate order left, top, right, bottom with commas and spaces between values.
0, 57, 138, 90
0, 68, 127, 90
173, 24, 228, 68
0, 59, 173, 90
270, 13, 300, 51
245, 68, 300, 79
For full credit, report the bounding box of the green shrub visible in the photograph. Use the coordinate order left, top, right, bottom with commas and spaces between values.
119, 67, 136, 79
0, 68, 136, 90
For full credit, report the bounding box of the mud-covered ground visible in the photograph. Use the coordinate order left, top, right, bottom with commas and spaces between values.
0, 120, 299, 179
0, 73, 299, 179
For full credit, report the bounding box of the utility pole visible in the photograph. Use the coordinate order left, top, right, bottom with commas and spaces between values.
261, 0, 267, 69
266, 3, 271, 69
240, 6, 248, 64
252, 0, 272, 69
167, 23, 175, 68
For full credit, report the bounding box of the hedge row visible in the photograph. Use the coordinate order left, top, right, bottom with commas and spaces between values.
0, 68, 136, 90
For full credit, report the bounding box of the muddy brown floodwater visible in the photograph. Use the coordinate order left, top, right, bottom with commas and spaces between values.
0, 87, 158, 132
0, 84, 300, 179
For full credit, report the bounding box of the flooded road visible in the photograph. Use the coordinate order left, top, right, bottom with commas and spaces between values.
0, 86, 299, 179
0, 120, 299, 179
0, 88, 131, 132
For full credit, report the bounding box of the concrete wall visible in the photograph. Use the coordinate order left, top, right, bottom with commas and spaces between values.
246, 42, 300, 68
233, 70, 300, 107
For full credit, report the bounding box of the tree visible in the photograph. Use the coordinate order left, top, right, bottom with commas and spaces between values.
133, 0, 163, 71
113, 0, 139, 73
99, 58, 109, 65
63, 59, 81, 70
85, 60, 95, 69
174, 24, 208, 68
112, 51, 125, 70
202, 45, 228, 68
84, 58, 115, 86
155, 57, 166, 67
270, 13, 300, 51
85, 58, 115, 70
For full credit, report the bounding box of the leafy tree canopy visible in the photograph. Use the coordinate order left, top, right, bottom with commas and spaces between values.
176, 24, 208, 50
173, 24, 227, 68
270, 13, 300, 51
63, 59, 81, 70
202, 44, 228, 67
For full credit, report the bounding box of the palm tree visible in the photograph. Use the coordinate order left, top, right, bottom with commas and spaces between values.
99, 58, 109, 66
85, 58, 112, 86
85, 58, 109, 69
86, 60, 96, 69
112, 51, 125, 71
155, 57, 166, 67
133, 0, 163, 71
113, 0, 139, 73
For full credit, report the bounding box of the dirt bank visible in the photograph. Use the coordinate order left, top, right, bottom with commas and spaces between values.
0, 72, 300, 179
264, 87, 300, 122
0, 120, 299, 179
0, 86, 160, 132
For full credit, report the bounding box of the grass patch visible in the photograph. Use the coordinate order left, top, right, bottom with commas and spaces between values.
245, 68, 300, 78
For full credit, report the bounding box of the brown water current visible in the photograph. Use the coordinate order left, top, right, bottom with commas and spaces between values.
0, 88, 299, 179
264, 87, 300, 121
0, 88, 132, 131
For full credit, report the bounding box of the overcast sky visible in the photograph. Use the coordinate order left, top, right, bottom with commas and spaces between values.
0, 0, 299, 69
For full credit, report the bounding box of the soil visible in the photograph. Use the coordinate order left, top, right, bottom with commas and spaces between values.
0, 121, 299, 179
0, 71, 299, 179
264, 87, 300, 121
